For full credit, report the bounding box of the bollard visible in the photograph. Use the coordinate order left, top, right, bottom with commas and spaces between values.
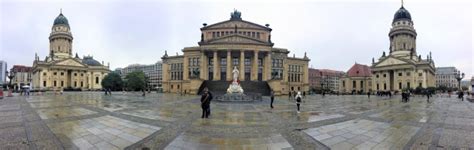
0, 88, 3, 99
7, 89, 13, 97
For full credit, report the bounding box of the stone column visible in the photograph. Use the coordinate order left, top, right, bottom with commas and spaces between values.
252, 50, 258, 81
200, 51, 206, 80
183, 55, 189, 80
213, 51, 219, 80
240, 50, 245, 81
264, 52, 272, 81
303, 63, 309, 91
226, 51, 232, 81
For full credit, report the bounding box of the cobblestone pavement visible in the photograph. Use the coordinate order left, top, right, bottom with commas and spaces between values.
1, 92, 473, 150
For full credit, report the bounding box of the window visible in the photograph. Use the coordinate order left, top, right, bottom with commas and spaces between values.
342, 81, 345, 87
61, 81, 64, 87
81, 73, 84, 76
43, 81, 46, 87
398, 73, 402, 76
353, 81, 356, 88
384, 83, 387, 90
81, 81, 83, 87
406, 72, 411, 76
376, 84, 379, 90
383, 74, 386, 78
74, 81, 77, 87
419, 83, 422, 87
407, 82, 411, 88
95, 77, 99, 84
360, 81, 364, 88
74, 73, 77, 76
54, 72, 57, 75
61, 72, 64, 76
257, 32, 260, 38
418, 73, 422, 76
399, 82, 402, 89
54, 81, 57, 87
376, 74, 379, 78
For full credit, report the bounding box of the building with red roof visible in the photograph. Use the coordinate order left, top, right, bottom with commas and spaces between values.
339, 63, 372, 94
10, 65, 33, 91
308, 68, 344, 92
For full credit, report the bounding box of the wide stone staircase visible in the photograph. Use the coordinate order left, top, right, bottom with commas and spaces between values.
197, 80, 271, 96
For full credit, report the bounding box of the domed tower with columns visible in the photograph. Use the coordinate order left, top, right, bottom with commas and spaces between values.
389, 4, 417, 59
50, 10, 74, 59
31, 10, 110, 91
371, 2, 436, 92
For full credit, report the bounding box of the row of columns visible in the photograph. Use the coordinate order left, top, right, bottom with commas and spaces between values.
194, 50, 271, 81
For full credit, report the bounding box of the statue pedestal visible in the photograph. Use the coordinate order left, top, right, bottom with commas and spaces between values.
226, 81, 244, 94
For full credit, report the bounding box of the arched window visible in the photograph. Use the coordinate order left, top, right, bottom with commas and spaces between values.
95, 77, 99, 84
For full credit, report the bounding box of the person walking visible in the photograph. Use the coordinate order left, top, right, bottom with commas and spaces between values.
288, 91, 292, 101
459, 91, 464, 101
206, 89, 213, 116
426, 91, 431, 103
367, 92, 371, 99
270, 90, 275, 109
201, 88, 211, 118
295, 91, 302, 113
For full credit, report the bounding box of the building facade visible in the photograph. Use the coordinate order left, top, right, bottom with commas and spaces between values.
308, 68, 321, 91
0, 60, 6, 86
10, 65, 32, 91
308, 68, 344, 92
161, 10, 310, 95
435, 67, 460, 88
31, 12, 110, 91
121, 62, 163, 89
340, 63, 372, 94
371, 4, 436, 92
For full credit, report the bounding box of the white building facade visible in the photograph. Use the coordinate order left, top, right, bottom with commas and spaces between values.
435, 67, 459, 88
121, 62, 162, 89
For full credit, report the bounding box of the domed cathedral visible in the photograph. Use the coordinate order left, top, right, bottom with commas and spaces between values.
31, 11, 110, 91
371, 3, 436, 92
161, 10, 310, 95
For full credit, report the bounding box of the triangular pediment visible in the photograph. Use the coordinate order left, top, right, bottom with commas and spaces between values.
55, 58, 86, 67
203, 20, 269, 30
375, 57, 411, 67
207, 35, 268, 45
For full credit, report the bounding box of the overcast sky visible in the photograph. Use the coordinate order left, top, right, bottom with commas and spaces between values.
1, 0, 472, 78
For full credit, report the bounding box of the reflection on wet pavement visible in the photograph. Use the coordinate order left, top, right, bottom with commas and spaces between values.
48, 115, 161, 149
2, 92, 474, 149
37, 107, 97, 119
304, 119, 419, 149
165, 133, 292, 150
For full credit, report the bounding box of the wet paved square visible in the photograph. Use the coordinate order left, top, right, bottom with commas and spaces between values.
48, 115, 161, 149
1, 92, 474, 149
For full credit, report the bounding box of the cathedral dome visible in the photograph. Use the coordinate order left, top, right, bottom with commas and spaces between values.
82, 56, 102, 66
53, 13, 69, 27
393, 6, 412, 22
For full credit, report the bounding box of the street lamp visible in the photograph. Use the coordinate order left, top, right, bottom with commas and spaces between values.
455, 71, 465, 91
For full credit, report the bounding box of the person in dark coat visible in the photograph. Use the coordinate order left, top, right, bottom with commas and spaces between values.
367, 92, 371, 99
201, 89, 211, 118
270, 90, 275, 109
206, 89, 213, 116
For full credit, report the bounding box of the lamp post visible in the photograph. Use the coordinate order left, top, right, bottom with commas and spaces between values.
455, 71, 465, 91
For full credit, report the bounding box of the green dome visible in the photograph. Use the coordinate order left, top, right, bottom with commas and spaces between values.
54, 13, 69, 27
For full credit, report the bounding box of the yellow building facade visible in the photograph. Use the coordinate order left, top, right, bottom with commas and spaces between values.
162, 10, 310, 95
31, 12, 110, 91
371, 5, 435, 92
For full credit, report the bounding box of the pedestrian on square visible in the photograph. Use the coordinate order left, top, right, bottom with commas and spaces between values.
288, 91, 292, 101
206, 89, 213, 116
426, 91, 431, 103
104, 88, 108, 95
270, 90, 275, 109
295, 91, 302, 113
303, 91, 306, 99
458, 91, 464, 101
367, 92, 371, 99
201, 88, 211, 118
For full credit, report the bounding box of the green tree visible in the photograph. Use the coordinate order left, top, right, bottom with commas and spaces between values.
101, 72, 123, 91
125, 71, 146, 91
